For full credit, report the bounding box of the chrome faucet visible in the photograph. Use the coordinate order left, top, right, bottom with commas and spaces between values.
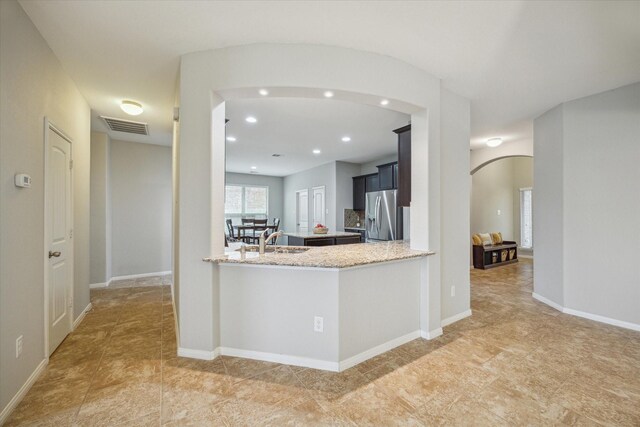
259, 229, 283, 254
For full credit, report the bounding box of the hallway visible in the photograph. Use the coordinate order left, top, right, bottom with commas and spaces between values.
6, 260, 640, 426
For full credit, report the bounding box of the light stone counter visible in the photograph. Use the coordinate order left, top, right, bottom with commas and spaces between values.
204, 240, 434, 269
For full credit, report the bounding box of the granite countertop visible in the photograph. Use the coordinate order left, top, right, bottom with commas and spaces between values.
283, 231, 361, 239
204, 240, 434, 269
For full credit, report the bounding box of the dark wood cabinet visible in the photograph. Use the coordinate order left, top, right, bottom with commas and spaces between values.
365, 173, 379, 193
352, 176, 366, 211
394, 125, 411, 207
344, 228, 365, 242
377, 162, 396, 190
335, 236, 361, 245
304, 237, 336, 247
288, 235, 362, 246
472, 242, 518, 269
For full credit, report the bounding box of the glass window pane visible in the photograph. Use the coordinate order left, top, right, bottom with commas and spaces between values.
244, 186, 268, 214
225, 185, 243, 214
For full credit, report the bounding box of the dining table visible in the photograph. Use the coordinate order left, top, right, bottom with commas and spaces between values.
233, 223, 278, 243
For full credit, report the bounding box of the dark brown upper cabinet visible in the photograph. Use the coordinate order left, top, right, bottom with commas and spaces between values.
352, 175, 366, 211
377, 162, 396, 190
394, 124, 411, 207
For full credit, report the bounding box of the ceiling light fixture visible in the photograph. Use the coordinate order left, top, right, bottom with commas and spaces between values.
250, 166, 257, 170
341, 136, 351, 142
486, 137, 503, 148
245, 116, 257, 123
226, 136, 236, 142
313, 149, 321, 155
380, 99, 389, 106
259, 89, 269, 96
323, 91, 334, 98
120, 100, 143, 116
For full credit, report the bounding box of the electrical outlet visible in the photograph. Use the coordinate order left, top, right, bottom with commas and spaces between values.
451, 286, 456, 297
314, 316, 324, 333
16, 335, 23, 358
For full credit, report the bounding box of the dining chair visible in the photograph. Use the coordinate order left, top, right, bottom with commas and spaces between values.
251, 218, 268, 244
269, 218, 281, 245
226, 219, 237, 241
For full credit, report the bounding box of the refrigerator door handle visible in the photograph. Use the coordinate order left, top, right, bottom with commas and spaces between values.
376, 196, 382, 233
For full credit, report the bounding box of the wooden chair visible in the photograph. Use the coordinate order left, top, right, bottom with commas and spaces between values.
250, 219, 268, 244
269, 218, 281, 245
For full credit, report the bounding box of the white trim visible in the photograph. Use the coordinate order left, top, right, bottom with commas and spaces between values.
441, 309, 472, 327
421, 328, 443, 340
72, 303, 92, 330
177, 347, 219, 360
110, 271, 171, 281
532, 292, 564, 312
219, 347, 339, 372
518, 254, 533, 259
0, 358, 48, 425
90, 281, 110, 289
563, 307, 640, 332
532, 292, 640, 332
338, 330, 421, 372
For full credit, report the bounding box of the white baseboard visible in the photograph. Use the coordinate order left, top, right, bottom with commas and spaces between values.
532, 292, 564, 311
177, 347, 219, 360
338, 330, 421, 372
90, 281, 110, 289
441, 309, 472, 327
421, 328, 443, 340
532, 292, 640, 332
111, 271, 171, 281
518, 254, 534, 259
220, 347, 339, 372
72, 302, 92, 330
0, 358, 48, 425
90, 271, 172, 289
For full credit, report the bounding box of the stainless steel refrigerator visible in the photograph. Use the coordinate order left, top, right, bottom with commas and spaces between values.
365, 190, 401, 241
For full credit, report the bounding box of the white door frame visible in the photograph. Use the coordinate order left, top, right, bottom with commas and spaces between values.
43, 117, 74, 359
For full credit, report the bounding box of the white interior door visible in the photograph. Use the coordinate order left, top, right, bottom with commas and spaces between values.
312, 186, 326, 227
46, 125, 72, 355
296, 189, 309, 232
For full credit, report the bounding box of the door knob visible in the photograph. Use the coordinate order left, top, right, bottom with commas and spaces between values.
48, 251, 61, 258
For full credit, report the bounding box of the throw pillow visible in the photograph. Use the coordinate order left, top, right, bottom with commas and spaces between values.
471, 234, 482, 245
479, 233, 492, 246
491, 232, 503, 245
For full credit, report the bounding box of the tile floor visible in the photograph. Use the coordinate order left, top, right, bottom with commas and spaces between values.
6, 260, 640, 426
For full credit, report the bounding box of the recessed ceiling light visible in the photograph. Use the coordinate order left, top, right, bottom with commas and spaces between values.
313, 149, 321, 155
259, 89, 269, 96
341, 136, 351, 142
380, 99, 389, 106
323, 91, 334, 98
250, 166, 257, 170
245, 116, 257, 123
486, 137, 503, 148
226, 136, 236, 142
120, 100, 143, 116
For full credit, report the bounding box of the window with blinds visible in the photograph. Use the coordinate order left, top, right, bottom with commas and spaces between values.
520, 188, 533, 248
224, 185, 269, 220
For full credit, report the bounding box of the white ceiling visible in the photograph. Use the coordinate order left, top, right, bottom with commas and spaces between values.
225, 98, 409, 176
19, 1, 640, 149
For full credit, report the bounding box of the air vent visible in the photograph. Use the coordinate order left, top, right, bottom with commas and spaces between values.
101, 116, 149, 135
272, 154, 283, 157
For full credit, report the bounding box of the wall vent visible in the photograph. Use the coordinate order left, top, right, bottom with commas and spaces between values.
101, 116, 149, 135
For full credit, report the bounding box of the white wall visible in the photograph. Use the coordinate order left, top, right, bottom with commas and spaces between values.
225, 172, 284, 224
335, 162, 362, 231
0, 0, 91, 417
534, 82, 640, 328
110, 140, 172, 276
440, 89, 471, 322
283, 162, 337, 232
90, 132, 111, 284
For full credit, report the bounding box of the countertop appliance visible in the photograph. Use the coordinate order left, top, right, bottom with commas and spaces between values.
365, 189, 401, 241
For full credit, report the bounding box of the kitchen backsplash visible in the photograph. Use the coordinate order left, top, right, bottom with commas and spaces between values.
344, 209, 365, 228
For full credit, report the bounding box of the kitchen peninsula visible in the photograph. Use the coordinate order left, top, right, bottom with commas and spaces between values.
284, 230, 361, 247
204, 241, 434, 371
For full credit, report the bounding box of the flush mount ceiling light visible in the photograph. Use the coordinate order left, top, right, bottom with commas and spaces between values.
312, 149, 321, 155
250, 166, 257, 170
226, 136, 237, 142
245, 116, 257, 123
259, 89, 269, 96
120, 100, 143, 116
380, 99, 389, 106
323, 91, 334, 98
341, 136, 351, 142
486, 137, 503, 148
